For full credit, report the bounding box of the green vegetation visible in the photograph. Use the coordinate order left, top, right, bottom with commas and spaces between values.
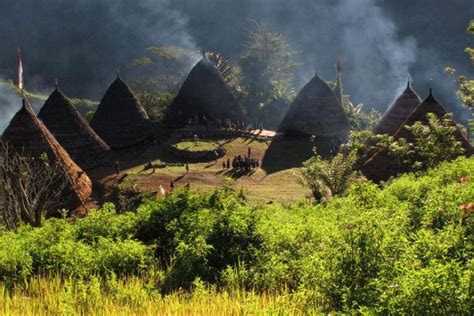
300, 146, 358, 202
1, 157, 473, 314
129, 46, 197, 93
0, 79, 98, 119
328, 62, 381, 131
172, 140, 219, 152
378, 113, 466, 172
445, 20, 473, 140
238, 21, 299, 127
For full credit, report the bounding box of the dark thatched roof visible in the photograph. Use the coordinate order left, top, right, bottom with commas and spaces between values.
373, 81, 421, 136
2, 99, 92, 210
362, 89, 473, 182
278, 73, 350, 156
90, 76, 153, 149
38, 88, 111, 170
164, 57, 245, 127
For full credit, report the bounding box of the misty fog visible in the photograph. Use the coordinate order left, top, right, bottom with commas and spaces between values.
0, 0, 473, 132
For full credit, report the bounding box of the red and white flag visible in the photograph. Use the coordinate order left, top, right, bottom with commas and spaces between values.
18, 48, 24, 90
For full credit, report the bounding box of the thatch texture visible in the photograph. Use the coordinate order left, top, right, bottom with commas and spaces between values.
164, 58, 245, 127
90, 77, 153, 148
2, 99, 92, 210
373, 82, 421, 136
278, 74, 350, 156
38, 88, 111, 170
362, 89, 473, 182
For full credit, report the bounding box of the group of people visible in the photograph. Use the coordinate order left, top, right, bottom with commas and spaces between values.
222, 147, 259, 172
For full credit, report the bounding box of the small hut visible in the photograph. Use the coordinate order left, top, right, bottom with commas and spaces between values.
2, 99, 92, 210
90, 75, 153, 148
38, 87, 111, 170
164, 56, 245, 127
362, 88, 473, 182
278, 73, 350, 156
373, 80, 421, 136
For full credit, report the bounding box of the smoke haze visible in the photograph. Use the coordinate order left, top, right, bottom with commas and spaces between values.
0, 0, 473, 132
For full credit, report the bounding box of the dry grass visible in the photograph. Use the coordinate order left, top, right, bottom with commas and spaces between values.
0, 276, 315, 315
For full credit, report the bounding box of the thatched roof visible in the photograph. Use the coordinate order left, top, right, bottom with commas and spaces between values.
90, 76, 153, 148
2, 99, 92, 210
373, 81, 421, 136
38, 88, 111, 170
362, 89, 473, 182
278, 73, 350, 156
164, 57, 245, 127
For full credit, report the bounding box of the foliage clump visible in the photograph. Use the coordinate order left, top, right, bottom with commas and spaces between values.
0, 157, 473, 314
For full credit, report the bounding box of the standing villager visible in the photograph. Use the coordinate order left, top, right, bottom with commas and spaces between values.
227, 158, 230, 169
248, 146, 251, 157
115, 161, 121, 175
223, 161, 226, 169
170, 181, 174, 190
185, 163, 189, 173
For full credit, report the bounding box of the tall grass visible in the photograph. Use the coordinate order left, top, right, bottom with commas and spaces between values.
0, 275, 312, 315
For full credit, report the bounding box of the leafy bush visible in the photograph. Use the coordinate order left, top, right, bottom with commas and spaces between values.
0, 205, 153, 282
0, 157, 473, 313
135, 187, 262, 290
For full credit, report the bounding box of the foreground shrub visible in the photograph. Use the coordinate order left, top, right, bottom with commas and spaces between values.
0, 157, 472, 313
0, 206, 153, 282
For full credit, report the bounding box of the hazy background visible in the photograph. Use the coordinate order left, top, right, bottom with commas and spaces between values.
0, 0, 472, 130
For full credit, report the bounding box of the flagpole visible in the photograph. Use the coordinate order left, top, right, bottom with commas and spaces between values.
18, 48, 25, 99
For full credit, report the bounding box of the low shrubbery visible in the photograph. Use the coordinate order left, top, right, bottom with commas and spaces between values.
0, 157, 473, 313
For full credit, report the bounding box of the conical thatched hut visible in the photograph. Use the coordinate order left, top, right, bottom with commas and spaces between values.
164, 57, 245, 127
38, 87, 111, 170
2, 99, 92, 209
278, 73, 350, 156
362, 88, 472, 182
90, 76, 153, 148
373, 80, 421, 136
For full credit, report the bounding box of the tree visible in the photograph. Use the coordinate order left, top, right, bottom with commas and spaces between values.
239, 20, 300, 126
129, 46, 197, 93
0, 142, 69, 229
330, 60, 381, 131
445, 20, 473, 140
206, 51, 242, 95
403, 113, 465, 170
300, 146, 358, 202
373, 113, 465, 173
134, 90, 173, 122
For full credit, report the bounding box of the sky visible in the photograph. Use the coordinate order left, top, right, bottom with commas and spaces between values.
0, 0, 473, 131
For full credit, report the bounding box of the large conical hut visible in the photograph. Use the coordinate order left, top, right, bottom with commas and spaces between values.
362, 88, 472, 182
38, 86, 111, 170
2, 99, 92, 210
373, 80, 421, 136
278, 73, 350, 156
164, 56, 245, 127
90, 75, 153, 148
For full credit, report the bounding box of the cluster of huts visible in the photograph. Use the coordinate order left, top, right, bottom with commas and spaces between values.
1, 52, 472, 211
1, 74, 155, 210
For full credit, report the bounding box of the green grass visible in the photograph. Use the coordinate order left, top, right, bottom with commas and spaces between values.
121, 137, 312, 204
172, 140, 219, 152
